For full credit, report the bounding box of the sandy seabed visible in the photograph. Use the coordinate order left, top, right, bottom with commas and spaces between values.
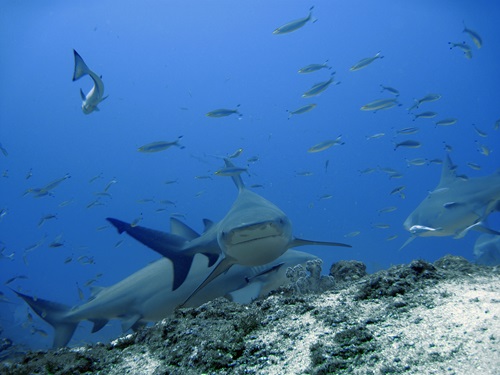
2, 255, 499, 375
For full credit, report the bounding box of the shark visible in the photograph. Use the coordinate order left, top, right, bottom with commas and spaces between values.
474, 234, 500, 266
402, 155, 500, 248
72, 49, 107, 114
107, 159, 351, 305
14, 226, 319, 348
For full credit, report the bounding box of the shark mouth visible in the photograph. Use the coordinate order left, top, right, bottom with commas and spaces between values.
222, 221, 284, 246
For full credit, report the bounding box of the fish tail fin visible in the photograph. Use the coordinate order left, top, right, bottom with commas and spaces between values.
223, 158, 245, 192
12, 289, 77, 347
72, 49, 91, 81
106, 217, 208, 290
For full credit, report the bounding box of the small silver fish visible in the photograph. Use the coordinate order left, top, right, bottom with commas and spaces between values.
273, 6, 315, 35
214, 166, 248, 177
228, 148, 243, 159
302, 75, 337, 98
361, 98, 399, 112
350, 52, 383, 71
435, 118, 458, 126
366, 133, 385, 140
413, 111, 437, 120
449, 42, 472, 58
206, 105, 242, 118
0, 143, 8, 157
462, 21, 482, 48
394, 140, 422, 150
472, 124, 487, 137
380, 84, 399, 96
298, 60, 331, 74
138, 136, 185, 153
397, 127, 420, 135
288, 104, 317, 118
378, 206, 397, 214
307, 136, 344, 153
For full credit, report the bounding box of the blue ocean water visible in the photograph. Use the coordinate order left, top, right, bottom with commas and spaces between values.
1, 0, 499, 350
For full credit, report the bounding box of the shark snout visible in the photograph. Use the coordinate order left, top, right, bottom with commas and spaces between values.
221, 219, 285, 246
219, 217, 293, 266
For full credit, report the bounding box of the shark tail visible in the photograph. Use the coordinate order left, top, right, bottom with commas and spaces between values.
106, 217, 218, 290
12, 290, 77, 347
72, 49, 91, 81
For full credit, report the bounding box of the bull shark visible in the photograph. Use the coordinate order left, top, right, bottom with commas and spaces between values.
72, 49, 107, 114
402, 155, 500, 249
107, 159, 350, 305
14, 233, 318, 348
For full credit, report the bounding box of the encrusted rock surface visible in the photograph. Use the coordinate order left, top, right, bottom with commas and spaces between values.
2, 255, 499, 375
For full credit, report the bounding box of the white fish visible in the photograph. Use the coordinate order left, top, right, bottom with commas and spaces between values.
72, 50, 107, 114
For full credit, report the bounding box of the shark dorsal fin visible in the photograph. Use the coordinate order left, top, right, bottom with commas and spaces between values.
89, 286, 106, 299
202, 218, 215, 232
437, 155, 458, 189
170, 217, 200, 240
224, 158, 245, 192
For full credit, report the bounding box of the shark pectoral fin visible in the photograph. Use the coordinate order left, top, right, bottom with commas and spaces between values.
12, 289, 77, 347
290, 237, 352, 248
248, 262, 285, 282
90, 319, 108, 333
80, 88, 86, 100
458, 222, 500, 239
181, 257, 238, 307
170, 217, 200, 240
202, 252, 220, 267
227, 282, 263, 304
121, 314, 142, 332
399, 236, 416, 250
131, 320, 147, 332
101, 95, 109, 102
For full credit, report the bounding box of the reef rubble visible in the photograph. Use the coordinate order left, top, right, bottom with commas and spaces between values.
2, 255, 499, 375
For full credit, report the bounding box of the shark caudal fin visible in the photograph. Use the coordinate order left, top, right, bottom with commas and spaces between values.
72, 49, 91, 81
106, 217, 218, 290
12, 290, 77, 348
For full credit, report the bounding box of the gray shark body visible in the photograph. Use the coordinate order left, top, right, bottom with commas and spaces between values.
108, 159, 350, 304
402, 155, 500, 248
14, 248, 317, 347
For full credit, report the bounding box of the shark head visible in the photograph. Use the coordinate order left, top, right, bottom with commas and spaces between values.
403, 155, 500, 241
218, 209, 293, 266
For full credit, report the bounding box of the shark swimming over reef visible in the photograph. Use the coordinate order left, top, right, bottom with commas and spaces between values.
402, 155, 500, 249
108, 159, 350, 305
72, 49, 107, 114
14, 233, 318, 348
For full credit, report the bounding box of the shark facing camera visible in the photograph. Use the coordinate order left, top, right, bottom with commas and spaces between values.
15, 158, 350, 347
